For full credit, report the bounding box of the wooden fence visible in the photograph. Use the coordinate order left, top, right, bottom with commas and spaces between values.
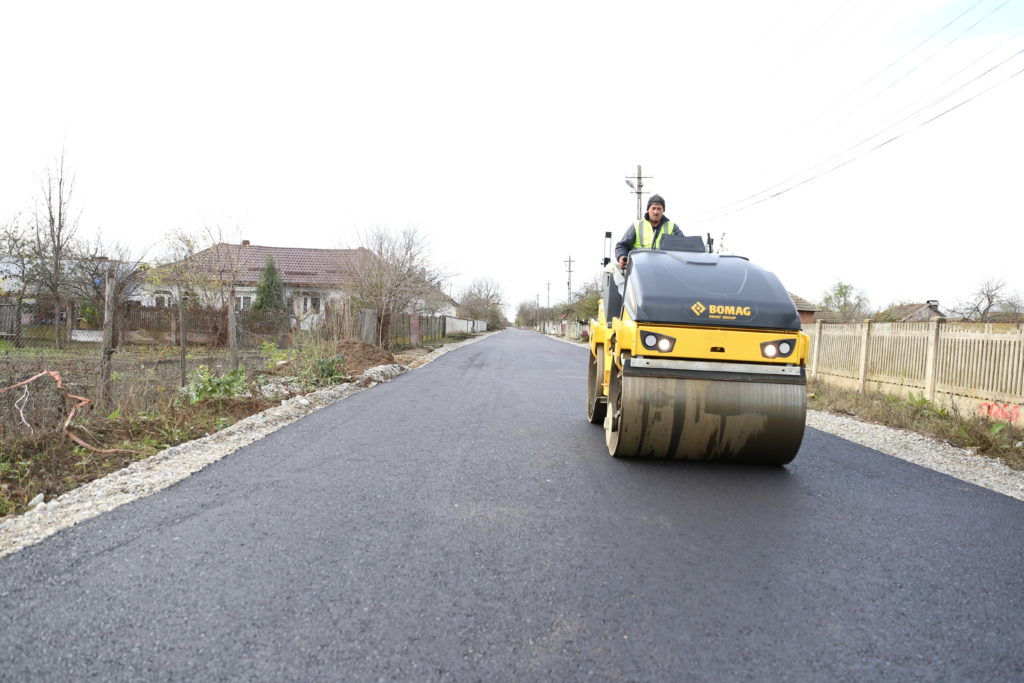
807, 320, 1024, 423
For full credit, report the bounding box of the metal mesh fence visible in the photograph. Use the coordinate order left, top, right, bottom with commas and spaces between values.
1, 298, 451, 437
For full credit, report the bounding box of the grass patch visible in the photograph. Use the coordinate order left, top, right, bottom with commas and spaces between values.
808, 378, 1024, 470
437, 333, 473, 344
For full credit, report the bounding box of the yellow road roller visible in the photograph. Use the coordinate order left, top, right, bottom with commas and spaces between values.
587, 240, 809, 464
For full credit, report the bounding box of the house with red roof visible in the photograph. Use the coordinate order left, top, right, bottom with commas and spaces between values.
141, 241, 456, 328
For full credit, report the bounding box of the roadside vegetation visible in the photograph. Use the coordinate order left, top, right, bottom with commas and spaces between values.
808, 378, 1023, 470
0, 337, 470, 519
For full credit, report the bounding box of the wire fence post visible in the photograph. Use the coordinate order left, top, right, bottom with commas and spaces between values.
178, 301, 187, 387
97, 265, 116, 414
228, 286, 239, 371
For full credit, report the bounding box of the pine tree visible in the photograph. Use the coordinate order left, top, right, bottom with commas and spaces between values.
252, 255, 285, 310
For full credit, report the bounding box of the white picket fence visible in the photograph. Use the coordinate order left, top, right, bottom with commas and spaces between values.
806, 320, 1024, 423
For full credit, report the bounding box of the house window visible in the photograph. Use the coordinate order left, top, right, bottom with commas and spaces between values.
154, 292, 171, 308
302, 296, 321, 314
235, 295, 252, 312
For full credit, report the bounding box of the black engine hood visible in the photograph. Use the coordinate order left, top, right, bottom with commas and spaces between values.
624, 250, 801, 331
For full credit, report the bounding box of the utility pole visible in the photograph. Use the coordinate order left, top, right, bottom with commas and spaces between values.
535, 293, 540, 331
564, 256, 574, 304
545, 281, 551, 309
624, 164, 652, 220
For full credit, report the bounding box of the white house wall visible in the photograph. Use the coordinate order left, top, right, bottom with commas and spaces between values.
444, 316, 487, 334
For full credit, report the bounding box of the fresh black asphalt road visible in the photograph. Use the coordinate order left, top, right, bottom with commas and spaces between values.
1, 329, 1022, 681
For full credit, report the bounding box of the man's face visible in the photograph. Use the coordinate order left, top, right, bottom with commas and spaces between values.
648, 203, 664, 224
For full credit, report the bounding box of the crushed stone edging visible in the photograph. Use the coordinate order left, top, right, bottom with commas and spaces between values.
0, 331, 500, 559
805, 409, 1024, 502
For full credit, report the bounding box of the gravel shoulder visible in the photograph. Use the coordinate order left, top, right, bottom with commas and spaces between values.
3, 330, 1021, 559
805, 409, 1024, 501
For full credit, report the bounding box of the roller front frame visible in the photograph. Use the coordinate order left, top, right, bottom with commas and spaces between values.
593, 315, 809, 464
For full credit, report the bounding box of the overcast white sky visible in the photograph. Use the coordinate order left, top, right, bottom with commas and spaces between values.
2, 0, 1022, 318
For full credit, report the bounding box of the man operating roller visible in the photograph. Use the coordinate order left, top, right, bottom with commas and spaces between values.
614, 194, 684, 269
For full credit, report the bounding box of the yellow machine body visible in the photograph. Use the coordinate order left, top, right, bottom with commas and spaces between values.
586, 249, 809, 464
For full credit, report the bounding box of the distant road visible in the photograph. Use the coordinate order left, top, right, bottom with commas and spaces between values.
1, 329, 1022, 680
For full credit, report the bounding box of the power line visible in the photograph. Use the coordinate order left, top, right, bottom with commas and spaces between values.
831, 0, 1015, 131
684, 53, 1024, 226
801, 0, 990, 130
795, 0, 868, 53
863, 24, 1024, 140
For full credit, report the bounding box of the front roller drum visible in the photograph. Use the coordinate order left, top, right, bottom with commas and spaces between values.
586, 344, 607, 424
605, 372, 806, 465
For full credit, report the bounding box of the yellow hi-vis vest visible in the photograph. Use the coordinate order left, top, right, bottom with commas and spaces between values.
633, 219, 676, 249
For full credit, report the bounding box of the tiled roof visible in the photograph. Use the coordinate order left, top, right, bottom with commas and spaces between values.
813, 309, 842, 323
877, 302, 944, 322
788, 292, 819, 312
178, 243, 370, 288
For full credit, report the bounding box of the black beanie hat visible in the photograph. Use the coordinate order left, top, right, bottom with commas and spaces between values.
647, 194, 665, 209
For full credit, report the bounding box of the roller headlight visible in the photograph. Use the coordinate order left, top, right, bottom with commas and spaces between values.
641, 332, 676, 353
760, 339, 796, 359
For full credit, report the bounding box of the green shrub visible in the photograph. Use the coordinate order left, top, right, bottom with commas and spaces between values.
259, 341, 290, 370
180, 365, 249, 404
313, 355, 348, 386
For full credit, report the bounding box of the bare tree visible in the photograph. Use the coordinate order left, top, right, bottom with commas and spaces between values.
993, 292, 1024, 323
458, 277, 506, 329
148, 230, 213, 384
149, 226, 243, 308
68, 233, 149, 342
149, 226, 246, 369
820, 281, 871, 323
29, 150, 80, 348
566, 274, 601, 323
0, 218, 32, 346
950, 278, 1019, 323
514, 298, 554, 329
346, 226, 446, 347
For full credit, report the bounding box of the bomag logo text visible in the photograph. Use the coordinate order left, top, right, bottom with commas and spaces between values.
693, 302, 754, 320
709, 305, 752, 316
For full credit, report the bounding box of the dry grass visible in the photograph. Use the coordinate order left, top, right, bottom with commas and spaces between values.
808, 378, 1024, 470
0, 396, 274, 517
0, 339, 400, 518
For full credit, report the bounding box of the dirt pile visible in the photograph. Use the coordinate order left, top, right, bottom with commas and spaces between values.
333, 341, 396, 375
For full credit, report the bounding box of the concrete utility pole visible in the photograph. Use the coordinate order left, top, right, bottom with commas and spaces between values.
564, 256, 574, 303
624, 164, 652, 220
545, 281, 551, 309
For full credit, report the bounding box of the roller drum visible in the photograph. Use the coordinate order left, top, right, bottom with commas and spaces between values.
606, 373, 806, 464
